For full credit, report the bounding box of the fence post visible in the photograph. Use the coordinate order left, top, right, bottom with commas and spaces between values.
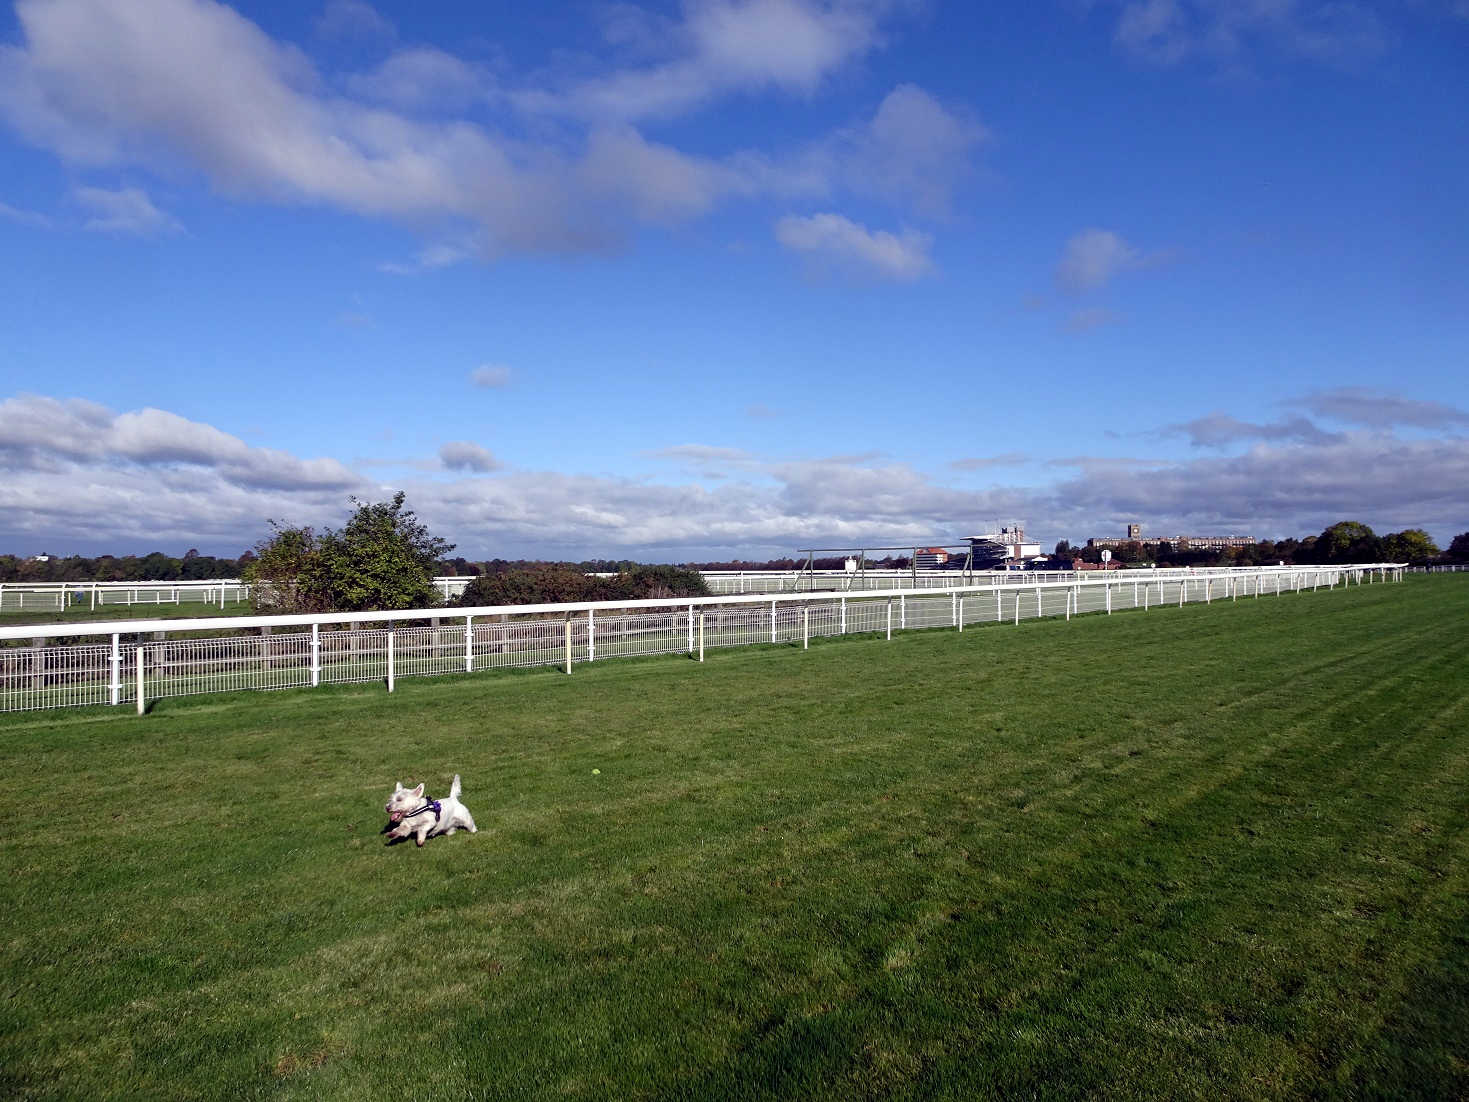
958, 596, 964, 632
900, 593, 906, 629
951, 592, 957, 627
588, 609, 596, 662
687, 604, 694, 654
887, 599, 892, 640
387, 631, 395, 692
995, 589, 1002, 622
311, 623, 320, 687
698, 614, 705, 662
771, 600, 777, 645
564, 619, 572, 674
1014, 592, 1020, 625
135, 647, 144, 716
841, 597, 847, 635
1035, 587, 1041, 619
803, 606, 809, 650
464, 616, 473, 673
1106, 585, 1112, 615
108, 632, 121, 706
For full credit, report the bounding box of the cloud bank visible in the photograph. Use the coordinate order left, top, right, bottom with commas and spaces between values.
2, 392, 1463, 558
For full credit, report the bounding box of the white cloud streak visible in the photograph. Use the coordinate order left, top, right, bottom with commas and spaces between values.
775, 212, 932, 281
469, 364, 512, 388
1111, 0, 1388, 69
74, 185, 182, 235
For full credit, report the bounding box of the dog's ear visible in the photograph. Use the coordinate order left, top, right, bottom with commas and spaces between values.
394, 782, 404, 792
412, 783, 424, 798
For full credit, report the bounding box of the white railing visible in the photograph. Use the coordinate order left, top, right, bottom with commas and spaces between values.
695, 565, 1313, 594
0, 564, 1404, 716
0, 580, 251, 612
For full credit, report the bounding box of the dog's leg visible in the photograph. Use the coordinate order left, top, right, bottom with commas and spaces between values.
462, 810, 478, 834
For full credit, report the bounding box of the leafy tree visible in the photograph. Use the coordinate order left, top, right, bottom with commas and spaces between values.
1380, 529, 1439, 563
246, 492, 454, 613
316, 493, 455, 612
243, 524, 330, 613
1309, 521, 1382, 564
1054, 539, 1073, 557
1446, 532, 1469, 563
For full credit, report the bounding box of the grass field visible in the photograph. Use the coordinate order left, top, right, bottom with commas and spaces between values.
1, 576, 1465, 1099
0, 600, 255, 631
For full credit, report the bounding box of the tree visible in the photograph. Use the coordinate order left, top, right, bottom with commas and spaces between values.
1446, 532, 1469, 563
1380, 529, 1439, 563
243, 523, 330, 613
246, 492, 454, 613
1054, 539, 1073, 557
1309, 521, 1382, 564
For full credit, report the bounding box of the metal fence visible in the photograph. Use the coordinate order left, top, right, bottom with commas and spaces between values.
0, 565, 1405, 715
0, 580, 251, 612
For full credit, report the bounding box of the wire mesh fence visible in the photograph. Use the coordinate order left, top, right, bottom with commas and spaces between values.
0, 565, 1404, 715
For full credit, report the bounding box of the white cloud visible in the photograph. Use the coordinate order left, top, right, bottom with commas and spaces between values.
0, 394, 361, 491
469, 364, 512, 388
0, 197, 52, 227
74, 185, 182, 235
439, 441, 501, 473
0, 1, 961, 262
839, 84, 987, 218
378, 241, 474, 275
514, 0, 886, 122
775, 212, 932, 281
1166, 412, 1341, 447
315, 0, 396, 42
950, 453, 1029, 471
1111, 0, 1387, 69
2, 391, 1466, 557
1294, 387, 1469, 430
1056, 228, 1144, 291
345, 47, 490, 112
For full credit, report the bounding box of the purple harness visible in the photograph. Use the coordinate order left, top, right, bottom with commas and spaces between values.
405, 799, 442, 823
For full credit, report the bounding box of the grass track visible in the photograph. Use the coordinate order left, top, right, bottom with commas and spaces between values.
1, 576, 1465, 1099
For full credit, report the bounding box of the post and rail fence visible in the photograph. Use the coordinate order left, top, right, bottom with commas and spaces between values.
0, 564, 1405, 716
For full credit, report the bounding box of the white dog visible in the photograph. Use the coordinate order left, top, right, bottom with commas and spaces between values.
384, 774, 477, 847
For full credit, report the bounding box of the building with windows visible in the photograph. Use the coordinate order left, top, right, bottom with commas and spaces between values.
1087, 524, 1253, 552
913, 547, 951, 569
966, 525, 1042, 564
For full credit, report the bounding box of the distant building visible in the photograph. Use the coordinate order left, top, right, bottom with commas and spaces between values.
966, 524, 1042, 564
914, 547, 950, 570
1088, 523, 1253, 553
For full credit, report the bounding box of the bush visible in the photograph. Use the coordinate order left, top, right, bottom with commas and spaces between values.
457, 564, 709, 607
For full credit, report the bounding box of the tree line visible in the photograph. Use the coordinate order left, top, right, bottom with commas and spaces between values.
1057, 521, 1457, 569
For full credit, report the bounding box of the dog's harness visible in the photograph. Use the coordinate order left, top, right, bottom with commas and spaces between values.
403, 799, 442, 823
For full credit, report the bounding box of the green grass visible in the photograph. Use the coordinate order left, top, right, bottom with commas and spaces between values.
0, 600, 255, 630
1, 577, 1465, 1100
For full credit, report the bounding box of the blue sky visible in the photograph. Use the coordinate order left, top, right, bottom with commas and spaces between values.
1, 0, 1465, 561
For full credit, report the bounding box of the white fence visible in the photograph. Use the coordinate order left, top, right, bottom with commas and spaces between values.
695, 565, 1308, 594
0, 564, 1403, 716
0, 580, 251, 612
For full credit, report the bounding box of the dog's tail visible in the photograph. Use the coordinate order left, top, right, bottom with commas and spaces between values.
450, 773, 462, 799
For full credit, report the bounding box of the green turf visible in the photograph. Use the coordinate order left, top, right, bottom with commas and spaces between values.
0, 600, 256, 630
1, 577, 1464, 1100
